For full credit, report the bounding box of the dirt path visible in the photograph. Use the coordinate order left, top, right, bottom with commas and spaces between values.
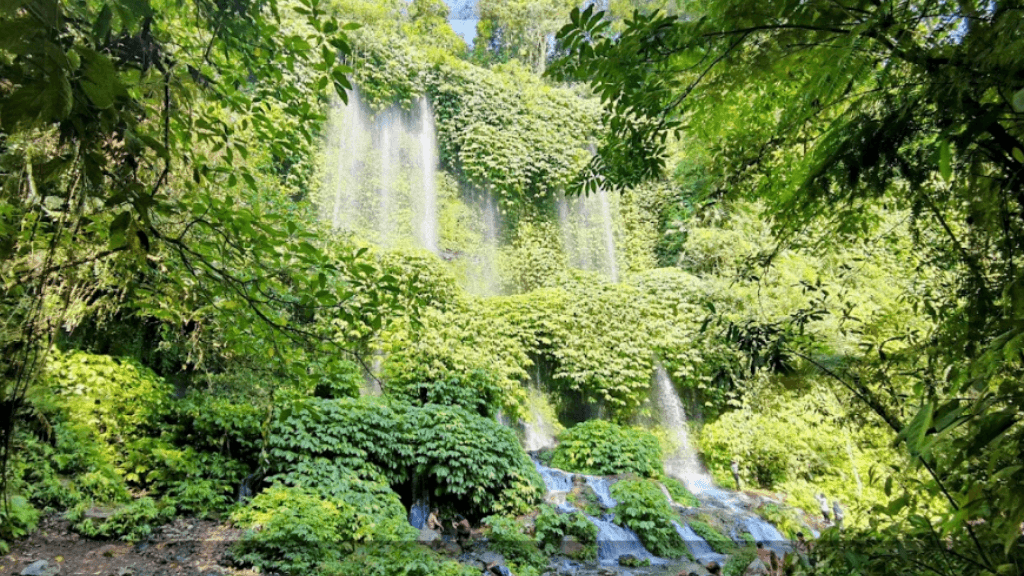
3, 515, 256, 576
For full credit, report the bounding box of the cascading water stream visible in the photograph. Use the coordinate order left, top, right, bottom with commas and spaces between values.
587, 515, 666, 565
655, 363, 793, 556
672, 521, 727, 566
654, 363, 716, 493
321, 90, 439, 253
532, 458, 665, 564
463, 188, 503, 296
556, 184, 620, 283
416, 98, 438, 254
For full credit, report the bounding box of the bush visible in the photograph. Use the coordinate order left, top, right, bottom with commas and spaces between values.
723, 546, 758, 576
231, 486, 351, 573
323, 543, 479, 576
482, 514, 547, 571
231, 483, 415, 575
122, 438, 248, 516
267, 397, 543, 516
534, 505, 597, 560
390, 370, 502, 417
0, 496, 39, 552
46, 350, 174, 446
551, 420, 663, 477
170, 392, 265, 464
687, 520, 733, 554
662, 478, 699, 507
609, 480, 688, 558
68, 497, 175, 542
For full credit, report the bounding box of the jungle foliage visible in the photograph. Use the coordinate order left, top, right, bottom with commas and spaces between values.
554, 0, 1024, 573
550, 420, 663, 477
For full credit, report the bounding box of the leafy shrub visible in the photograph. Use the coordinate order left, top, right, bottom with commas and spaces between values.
551, 420, 663, 477
122, 437, 248, 516
757, 503, 805, 539
25, 420, 130, 506
232, 482, 415, 575
170, 392, 265, 464
267, 458, 411, 539
534, 505, 597, 559
662, 478, 699, 507
0, 496, 40, 552
46, 350, 174, 445
391, 370, 502, 417
68, 497, 175, 541
231, 485, 354, 574
323, 543, 479, 576
268, 397, 543, 516
482, 514, 547, 571
687, 520, 733, 554
609, 480, 688, 558
723, 546, 758, 576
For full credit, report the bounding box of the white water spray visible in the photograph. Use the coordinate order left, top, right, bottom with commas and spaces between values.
416, 98, 438, 254
654, 363, 715, 489
556, 190, 620, 283
321, 90, 439, 253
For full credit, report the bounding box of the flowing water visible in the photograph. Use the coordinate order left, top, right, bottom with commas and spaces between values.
654, 363, 717, 494
522, 382, 558, 452
587, 515, 667, 565
672, 521, 727, 566
462, 189, 503, 296
584, 476, 617, 509
557, 188, 619, 283
322, 89, 439, 253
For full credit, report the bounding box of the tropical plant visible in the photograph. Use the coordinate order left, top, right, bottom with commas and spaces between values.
609, 479, 688, 558
551, 420, 663, 477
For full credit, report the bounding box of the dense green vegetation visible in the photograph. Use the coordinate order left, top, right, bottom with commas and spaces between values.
1, 0, 1021, 574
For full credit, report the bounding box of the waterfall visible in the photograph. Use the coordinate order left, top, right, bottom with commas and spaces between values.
533, 460, 574, 493
584, 477, 617, 509
321, 90, 439, 253
587, 515, 667, 566
673, 521, 727, 565
654, 363, 714, 490
409, 500, 429, 530
556, 188, 620, 283
463, 189, 503, 296
743, 517, 789, 555
416, 98, 438, 254
522, 385, 558, 452
597, 187, 619, 283
237, 473, 257, 503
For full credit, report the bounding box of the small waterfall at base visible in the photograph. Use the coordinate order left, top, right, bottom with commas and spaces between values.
654, 363, 716, 492
522, 382, 558, 452
744, 517, 789, 555
584, 477, 617, 509
673, 521, 727, 566
533, 460, 573, 493
321, 90, 439, 253
587, 515, 667, 566
237, 473, 257, 503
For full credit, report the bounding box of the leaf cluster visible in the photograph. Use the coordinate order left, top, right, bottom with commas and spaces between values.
550, 420, 663, 477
